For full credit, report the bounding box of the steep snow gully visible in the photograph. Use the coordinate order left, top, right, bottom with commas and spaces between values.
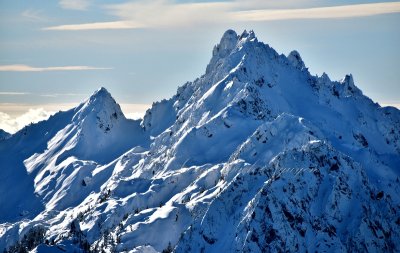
0, 30, 399, 253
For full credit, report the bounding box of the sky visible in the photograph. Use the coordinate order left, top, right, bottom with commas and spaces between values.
0, 0, 399, 133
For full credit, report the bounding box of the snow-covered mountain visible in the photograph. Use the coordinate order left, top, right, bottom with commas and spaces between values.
1, 30, 399, 253
0, 129, 10, 140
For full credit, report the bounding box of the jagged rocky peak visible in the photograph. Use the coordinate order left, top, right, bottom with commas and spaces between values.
206, 29, 239, 74
339, 74, 362, 96
205, 29, 262, 78
319, 72, 331, 82
340, 74, 354, 87
238, 29, 256, 41
213, 29, 238, 57
210, 29, 258, 60
72, 87, 125, 123
287, 50, 306, 70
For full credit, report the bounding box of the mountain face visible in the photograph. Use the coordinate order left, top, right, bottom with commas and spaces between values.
0, 129, 10, 140
0, 30, 399, 253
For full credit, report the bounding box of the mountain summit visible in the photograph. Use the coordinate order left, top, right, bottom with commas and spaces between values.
73, 87, 124, 122
1, 30, 399, 253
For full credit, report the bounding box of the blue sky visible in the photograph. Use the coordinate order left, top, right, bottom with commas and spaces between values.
0, 0, 399, 133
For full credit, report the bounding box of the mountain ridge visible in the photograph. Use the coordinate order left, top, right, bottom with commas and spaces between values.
0, 129, 10, 140
0, 29, 399, 253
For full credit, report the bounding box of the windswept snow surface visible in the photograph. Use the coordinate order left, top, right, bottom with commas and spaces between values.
1, 30, 399, 253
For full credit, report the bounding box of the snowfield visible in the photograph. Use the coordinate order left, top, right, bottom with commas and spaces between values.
0, 29, 399, 253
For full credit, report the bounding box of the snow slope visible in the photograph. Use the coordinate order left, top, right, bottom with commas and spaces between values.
0, 88, 148, 222
0, 30, 399, 253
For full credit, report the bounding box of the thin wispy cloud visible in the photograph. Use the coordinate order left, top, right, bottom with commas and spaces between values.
59, 0, 91, 11
40, 93, 84, 97
0, 92, 83, 98
21, 9, 47, 22
43, 1, 400, 31
233, 2, 400, 21
43, 21, 143, 31
0, 64, 112, 72
105, 1, 230, 28
0, 92, 30, 95
43, 0, 230, 31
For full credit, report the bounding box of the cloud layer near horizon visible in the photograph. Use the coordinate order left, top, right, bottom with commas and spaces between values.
0, 99, 398, 134
0, 108, 54, 134
0, 102, 150, 133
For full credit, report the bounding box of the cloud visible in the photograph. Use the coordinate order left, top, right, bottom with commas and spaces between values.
43, 0, 231, 31
43, 1, 400, 31
380, 102, 400, 109
105, 0, 230, 28
0, 108, 54, 134
59, 0, 91, 10
39, 93, 85, 98
0, 92, 84, 98
43, 21, 143, 31
21, 9, 47, 22
120, 103, 150, 120
0, 64, 112, 72
232, 2, 400, 21
0, 103, 78, 116
125, 112, 145, 120
0, 102, 150, 133
0, 92, 30, 95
